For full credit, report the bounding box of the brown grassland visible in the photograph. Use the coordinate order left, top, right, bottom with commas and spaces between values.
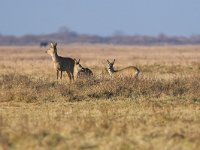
0, 44, 200, 150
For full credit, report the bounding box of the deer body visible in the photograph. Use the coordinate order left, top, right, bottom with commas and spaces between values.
107, 59, 140, 78
46, 42, 75, 82
78, 68, 93, 77
74, 59, 93, 79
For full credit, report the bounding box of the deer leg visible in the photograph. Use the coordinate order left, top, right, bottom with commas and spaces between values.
57, 70, 59, 80
71, 72, 75, 81
60, 71, 63, 79
60, 71, 63, 83
66, 71, 72, 83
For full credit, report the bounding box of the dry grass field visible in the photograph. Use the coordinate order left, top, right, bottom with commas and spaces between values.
0, 44, 200, 150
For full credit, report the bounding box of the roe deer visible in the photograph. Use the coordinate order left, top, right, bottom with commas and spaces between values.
46, 42, 75, 82
106, 59, 140, 78
74, 59, 93, 79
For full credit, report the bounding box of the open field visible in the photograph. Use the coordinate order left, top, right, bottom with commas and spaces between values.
0, 45, 200, 150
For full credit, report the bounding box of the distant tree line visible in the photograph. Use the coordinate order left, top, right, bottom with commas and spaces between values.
0, 30, 200, 45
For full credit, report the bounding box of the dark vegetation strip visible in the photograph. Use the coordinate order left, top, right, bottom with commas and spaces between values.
0, 74, 200, 103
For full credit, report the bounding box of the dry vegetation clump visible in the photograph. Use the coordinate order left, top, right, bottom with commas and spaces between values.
1, 73, 200, 103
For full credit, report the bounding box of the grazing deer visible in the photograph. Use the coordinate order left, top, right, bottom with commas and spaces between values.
74, 59, 93, 79
46, 42, 75, 82
106, 59, 140, 78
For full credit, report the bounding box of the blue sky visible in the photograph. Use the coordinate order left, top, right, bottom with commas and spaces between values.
0, 0, 200, 36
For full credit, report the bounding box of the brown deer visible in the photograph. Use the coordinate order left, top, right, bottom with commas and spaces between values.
46, 42, 75, 82
106, 59, 140, 78
74, 59, 93, 79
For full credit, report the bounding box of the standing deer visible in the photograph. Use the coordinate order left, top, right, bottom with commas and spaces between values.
46, 42, 75, 82
74, 59, 93, 79
106, 59, 140, 78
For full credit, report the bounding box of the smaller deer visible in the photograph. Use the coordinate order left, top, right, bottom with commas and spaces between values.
74, 59, 93, 79
106, 59, 140, 78
46, 42, 75, 82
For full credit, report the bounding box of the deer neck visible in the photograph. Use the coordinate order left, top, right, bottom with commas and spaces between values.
79, 64, 84, 70
51, 51, 59, 63
108, 67, 116, 76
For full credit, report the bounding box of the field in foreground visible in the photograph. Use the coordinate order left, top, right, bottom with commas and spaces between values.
0, 45, 200, 150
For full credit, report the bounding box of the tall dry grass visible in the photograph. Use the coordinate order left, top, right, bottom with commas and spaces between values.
1, 73, 200, 103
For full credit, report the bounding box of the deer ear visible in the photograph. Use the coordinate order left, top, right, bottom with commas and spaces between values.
50, 42, 54, 47
107, 60, 110, 64
74, 58, 77, 62
54, 42, 57, 47
78, 59, 80, 63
